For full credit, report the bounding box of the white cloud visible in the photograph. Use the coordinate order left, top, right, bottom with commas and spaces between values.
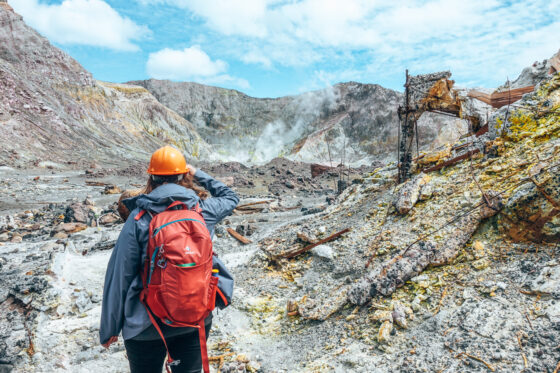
137, 0, 560, 90
138, 0, 270, 37
10, 0, 150, 51
146, 46, 249, 89
240, 50, 273, 69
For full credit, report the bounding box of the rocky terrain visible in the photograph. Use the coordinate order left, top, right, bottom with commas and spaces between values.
1, 70, 559, 372
1, 3, 560, 373
0, 6, 212, 169
129, 79, 462, 165
0, 4, 462, 170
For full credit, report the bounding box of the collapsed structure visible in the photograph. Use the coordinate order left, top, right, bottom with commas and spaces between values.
396, 71, 485, 182
396, 51, 560, 183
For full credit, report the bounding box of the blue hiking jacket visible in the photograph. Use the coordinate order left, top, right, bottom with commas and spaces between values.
99, 170, 239, 344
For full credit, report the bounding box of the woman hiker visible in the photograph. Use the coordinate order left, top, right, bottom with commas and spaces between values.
100, 145, 238, 373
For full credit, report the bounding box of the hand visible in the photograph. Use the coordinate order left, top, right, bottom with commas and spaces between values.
102, 336, 118, 349
186, 164, 197, 176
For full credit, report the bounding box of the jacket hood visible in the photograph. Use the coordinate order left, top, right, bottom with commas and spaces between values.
123, 183, 200, 214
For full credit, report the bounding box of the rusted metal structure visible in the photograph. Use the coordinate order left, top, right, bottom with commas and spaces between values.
397, 70, 478, 183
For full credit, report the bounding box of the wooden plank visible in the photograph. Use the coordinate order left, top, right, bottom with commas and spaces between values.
284, 228, 351, 259
469, 86, 534, 109
236, 200, 275, 209
423, 149, 480, 173
227, 228, 252, 244
475, 124, 489, 137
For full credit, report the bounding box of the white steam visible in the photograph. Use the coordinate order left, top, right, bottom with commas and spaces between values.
253, 118, 306, 161
218, 85, 341, 164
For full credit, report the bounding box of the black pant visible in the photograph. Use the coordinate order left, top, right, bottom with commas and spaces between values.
124, 323, 211, 373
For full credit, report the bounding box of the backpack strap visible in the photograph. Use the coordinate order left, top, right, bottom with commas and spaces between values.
134, 210, 154, 221
134, 210, 146, 221
198, 318, 210, 373
141, 297, 210, 373
165, 201, 203, 214
165, 200, 187, 211
216, 288, 228, 307
142, 302, 180, 373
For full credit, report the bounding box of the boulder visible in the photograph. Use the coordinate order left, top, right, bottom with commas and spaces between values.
64, 202, 95, 226
394, 173, 429, 214
500, 170, 560, 243
311, 244, 334, 260
99, 213, 120, 226
102, 185, 121, 195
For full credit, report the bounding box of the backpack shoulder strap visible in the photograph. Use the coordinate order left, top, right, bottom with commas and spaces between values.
134, 210, 146, 221
134, 210, 154, 221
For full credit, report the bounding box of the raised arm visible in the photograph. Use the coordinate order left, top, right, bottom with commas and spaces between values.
193, 168, 239, 227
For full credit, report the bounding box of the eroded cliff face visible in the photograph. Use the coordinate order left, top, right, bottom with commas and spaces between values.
130, 79, 460, 165
0, 7, 212, 169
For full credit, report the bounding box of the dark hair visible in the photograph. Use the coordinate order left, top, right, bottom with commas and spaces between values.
144, 173, 208, 199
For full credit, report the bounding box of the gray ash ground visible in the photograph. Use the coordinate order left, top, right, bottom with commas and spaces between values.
0, 158, 370, 372
1, 154, 559, 373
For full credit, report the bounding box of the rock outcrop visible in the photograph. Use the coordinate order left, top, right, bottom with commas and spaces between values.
130, 79, 461, 165
0, 7, 213, 168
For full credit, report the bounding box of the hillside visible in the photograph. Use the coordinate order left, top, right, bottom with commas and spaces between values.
130, 79, 460, 165
0, 6, 212, 169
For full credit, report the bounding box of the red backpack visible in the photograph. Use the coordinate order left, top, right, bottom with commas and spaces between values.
135, 201, 217, 373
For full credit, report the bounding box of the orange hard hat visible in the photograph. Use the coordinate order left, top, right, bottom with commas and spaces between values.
147, 146, 189, 175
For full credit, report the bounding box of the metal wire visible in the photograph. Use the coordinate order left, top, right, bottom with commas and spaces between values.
400, 161, 560, 254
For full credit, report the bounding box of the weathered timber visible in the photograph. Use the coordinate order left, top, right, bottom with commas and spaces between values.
422, 149, 480, 173
233, 208, 265, 215
227, 228, 252, 244
348, 192, 502, 305
85, 180, 110, 186
235, 200, 275, 210
475, 124, 489, 137
284, 228, 350, 259
468, 86, 535, 108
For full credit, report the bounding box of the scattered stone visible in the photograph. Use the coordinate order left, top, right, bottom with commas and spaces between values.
302, 205, 326, 215
296, 231, 317, 244
378, 320, 393, 343
99, 213, 120, 226
235, 223, 256, 237
418, 181, 433, 201
371, 310, 393, 323
500, 171, 560, 243
10, 235, 22, 243
531, 263, 560, 296
103, 185, 121, 195
117, 188, 143, 221
52, 232, 68, 240
472, 258, 490, 270
55, 222, 87, 234
64, 202, 95, 225
392, 302, 410, 328
311, 244, 334, 260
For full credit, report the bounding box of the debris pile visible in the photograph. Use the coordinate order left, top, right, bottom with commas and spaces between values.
223, 71, 560, 371
0, 198, 122, 244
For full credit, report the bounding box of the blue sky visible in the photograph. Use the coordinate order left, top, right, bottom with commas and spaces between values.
9, 0, 560, 98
